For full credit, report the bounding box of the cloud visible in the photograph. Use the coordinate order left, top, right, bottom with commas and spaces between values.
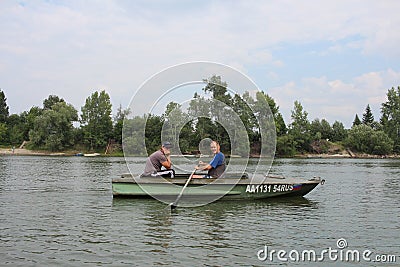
269, 69, 400, 127
0, 0, 399, 119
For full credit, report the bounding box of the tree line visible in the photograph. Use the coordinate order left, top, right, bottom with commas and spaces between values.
0, 78, 399, 156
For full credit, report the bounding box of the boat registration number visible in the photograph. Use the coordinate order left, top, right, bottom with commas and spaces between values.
245, 184, 293, 193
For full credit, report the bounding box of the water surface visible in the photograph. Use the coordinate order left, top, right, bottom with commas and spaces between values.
0, 156, 399, 266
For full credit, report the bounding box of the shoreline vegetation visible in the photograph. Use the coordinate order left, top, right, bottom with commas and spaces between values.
1, 147, 398, 159
1, 79, 400, 158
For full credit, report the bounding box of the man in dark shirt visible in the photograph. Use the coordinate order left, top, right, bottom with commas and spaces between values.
142, 142, 175, 178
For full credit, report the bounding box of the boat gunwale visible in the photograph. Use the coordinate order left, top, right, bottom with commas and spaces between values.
112, 176, 322, 185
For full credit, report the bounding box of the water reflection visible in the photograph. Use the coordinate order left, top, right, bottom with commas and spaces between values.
2, 156, 400, 266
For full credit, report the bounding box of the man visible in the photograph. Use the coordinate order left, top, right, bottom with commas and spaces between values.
142, 141, 175, 178
193, 140, 225, 178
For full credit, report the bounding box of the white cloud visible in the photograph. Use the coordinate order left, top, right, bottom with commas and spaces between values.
269, 69, 400, 127
0, 0, 399, 118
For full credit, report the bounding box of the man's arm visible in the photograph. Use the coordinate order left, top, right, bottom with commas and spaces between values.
161, 155, 172, 169
195, 163, 211, 171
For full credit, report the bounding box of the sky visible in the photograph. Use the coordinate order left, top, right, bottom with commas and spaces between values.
1, 0, 400, 128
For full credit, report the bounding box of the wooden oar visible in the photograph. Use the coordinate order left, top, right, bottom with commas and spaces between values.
168, 168, 196, 210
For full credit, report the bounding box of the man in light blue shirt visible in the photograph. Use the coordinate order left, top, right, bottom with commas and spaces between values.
194, 141, 226, 178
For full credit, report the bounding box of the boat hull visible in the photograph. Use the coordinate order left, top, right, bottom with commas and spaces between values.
112, 174, 324, 200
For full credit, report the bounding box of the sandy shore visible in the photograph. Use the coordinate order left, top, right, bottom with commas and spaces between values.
1, 147, 398, 158
0, 148, 50, 156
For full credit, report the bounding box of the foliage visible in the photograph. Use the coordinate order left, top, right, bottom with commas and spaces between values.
276, 135, 296, 157
362, 104, 374, 127
3, 80, 400, 157
331, 121, 347, 142
352, 114, 361, 127
122, 115, 146, 156
310, 118, 333, 141
0, 123, 7, 143
203, 75, 231, 105
113, 105, 130, 144
0, 89, 9, 124
43, 95, 65, 110
381, 86, 400, 152
29, 102, 78, 151
6, 114, 25, 145
345, 124, 393, 155
144, 114, 163, 154
80, 90, 113, 150
288, 101, 311, 152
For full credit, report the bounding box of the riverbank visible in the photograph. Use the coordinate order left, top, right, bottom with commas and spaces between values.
294, 152, 400, 159
1, 147, 399, 159
0, 148, 102, 156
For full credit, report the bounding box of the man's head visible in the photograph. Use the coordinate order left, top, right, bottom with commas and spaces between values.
210, 141, 220, 154
161, 141, 172, 153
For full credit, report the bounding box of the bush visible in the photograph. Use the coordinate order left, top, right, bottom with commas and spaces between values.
345, 125, 393, 155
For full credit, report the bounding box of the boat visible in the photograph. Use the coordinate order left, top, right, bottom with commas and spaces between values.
112, 172, 325, 200
83, 153, 101, 157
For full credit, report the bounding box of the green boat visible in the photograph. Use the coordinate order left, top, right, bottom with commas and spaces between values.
112, 173, 325, 201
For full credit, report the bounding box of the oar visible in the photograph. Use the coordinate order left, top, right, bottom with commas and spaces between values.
168, 168, 196, 210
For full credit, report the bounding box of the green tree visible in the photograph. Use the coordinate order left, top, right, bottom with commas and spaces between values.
331, 121, 347, 142
144, 114, 163, 154
29, 102, 78, 151
232, 92, 257, 142
0, 123, 7, 144
0, 89, 9, 124
162, 102, 191, 153
310, 118, 333, 140
113, 105, 130, 144
122, 115, 147, 156
352, 114, 361, 127
345, 124, 393, 155
362, 104, 374, 127
43, 95, 65, 110
381, 86, 400, 152
188, 93, 214, 144
276, 135, 296, 157
23, 107, 43, 141
288, 101, 311, 152
203, 75, 231, 105
253, 91, 287, 136
6, 114, 25, 145
81, 90, 113, 150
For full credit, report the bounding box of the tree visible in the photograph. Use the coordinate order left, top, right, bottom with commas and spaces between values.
345, 124, 393, 155
232, 92, 257, 142
29, 102, 78, 151
203, 75, 231, 106
6, 114, 25, 145
144, 114, 163, 154
352, 114, 361, 127
113, 104, 130, 144
310, 118, 333, 140
381, 86, 400, 152
331, 121, 347, 142
162, 102, 191, 153
253, 91, 287, 136
81, 90, 113, 150
122, 115, 147, 156
0, 123, 7, 144
276, 135, 296, 157
0, 89, 9, 123
23, 107, 43, 141
289, 101, 311, 152
43, 95, 65, 110
362, 104, 374, 126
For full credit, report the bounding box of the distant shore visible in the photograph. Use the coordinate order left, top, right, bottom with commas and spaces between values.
1, 147, 399, 159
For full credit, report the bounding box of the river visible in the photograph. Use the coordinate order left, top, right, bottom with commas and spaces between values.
0, 156, 399, 266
